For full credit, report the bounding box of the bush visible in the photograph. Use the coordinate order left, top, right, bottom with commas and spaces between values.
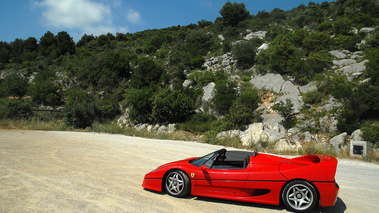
63, 97, 97, 128
96, 97, 121, 122
0, 99, 33, 119
152, 89, 195, 123
212, 80, 237, 115
304, 90, 323, 104
2, 73, 28, 98
123, 87, 154, 123
188, 70, 216, 88
303, 32, 333, 52
273, 99, 296, 129
228, 99, 254, 127
176, 113, 217, 134
365, 48, 379, 86
317, 21, 333, 32
361, 121, 379, 145
232, 41, 257, 69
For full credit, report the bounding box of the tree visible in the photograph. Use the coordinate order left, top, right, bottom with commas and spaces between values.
219, 2, 250, 27
9, 38, 24, 63
57, 31, 76, 56
2, 73, 28, 98
0, 41, 10, 64
22, 37, 39, 61
39, 31, 58, 57
77, 34, 95, 47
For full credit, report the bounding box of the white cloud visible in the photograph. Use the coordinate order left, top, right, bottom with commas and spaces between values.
34, 0, 128, 38
127, 8, 141, 24
35, 0, 111, 28
201, 1, 212, 8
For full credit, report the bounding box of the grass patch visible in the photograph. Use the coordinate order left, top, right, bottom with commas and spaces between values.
298, 142, 337, 156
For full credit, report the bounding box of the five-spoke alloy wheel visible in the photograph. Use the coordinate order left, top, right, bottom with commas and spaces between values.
165, 170, 190, 197
282, 180, 318, 212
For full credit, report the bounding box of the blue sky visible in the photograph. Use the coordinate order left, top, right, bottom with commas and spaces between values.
0, 0, 333, 43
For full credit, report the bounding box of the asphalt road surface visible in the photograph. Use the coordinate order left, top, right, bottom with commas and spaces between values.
1, 130, 378, 213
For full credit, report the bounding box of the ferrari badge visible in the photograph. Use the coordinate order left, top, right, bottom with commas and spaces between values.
191, 173, 195, 178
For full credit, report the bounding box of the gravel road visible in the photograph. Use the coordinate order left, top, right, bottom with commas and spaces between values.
1, 130, 378, 213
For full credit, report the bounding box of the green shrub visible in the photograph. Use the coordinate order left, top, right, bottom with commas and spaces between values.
188, 70, 216, 88
2, 73, 29, 98
63, 97, 97, 128
317, 21, 333, 32
361, 121, 379, 145
273, 99, 296, 129
96, 97, 121, 122
190, 55, 205, 69
303, 32, 333, 52
228, 99, 253, 127
212, 80, 237, 115
304, 90, 323, 104
228, 86, 260, 127
232, 41, 257, 69
152, 89, 195, 123
0, 99, 33, 119
123, 87, 154, 123
176, 113, 217, 134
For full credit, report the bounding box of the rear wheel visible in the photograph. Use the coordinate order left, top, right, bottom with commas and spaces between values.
282, 180, 318, 212
165, 170, 190, 197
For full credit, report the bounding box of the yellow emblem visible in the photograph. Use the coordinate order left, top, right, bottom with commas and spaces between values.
191, 173, 195, 178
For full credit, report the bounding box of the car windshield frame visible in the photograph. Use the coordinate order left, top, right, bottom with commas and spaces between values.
189, 149, 226, 168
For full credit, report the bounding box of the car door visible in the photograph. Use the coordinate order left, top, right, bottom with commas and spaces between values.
192, 163, 251, 198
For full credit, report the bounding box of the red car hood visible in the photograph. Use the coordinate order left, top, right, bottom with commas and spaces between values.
157, 157, 196, 169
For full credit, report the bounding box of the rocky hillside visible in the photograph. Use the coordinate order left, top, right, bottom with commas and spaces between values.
1, 0, 378, 155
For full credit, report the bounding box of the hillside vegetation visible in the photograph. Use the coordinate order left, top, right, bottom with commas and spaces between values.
1, 0, 378, 151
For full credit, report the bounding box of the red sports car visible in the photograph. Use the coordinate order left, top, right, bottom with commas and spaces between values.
142, 148, 339, 212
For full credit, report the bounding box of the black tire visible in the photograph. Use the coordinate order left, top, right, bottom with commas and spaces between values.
164, 170, 190, 197
282, 180, 318, 212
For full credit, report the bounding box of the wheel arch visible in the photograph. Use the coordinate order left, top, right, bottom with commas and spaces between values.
279, 179, 320, 205
161, 168, 192, 193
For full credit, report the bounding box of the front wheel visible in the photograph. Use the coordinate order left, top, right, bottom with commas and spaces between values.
165, 170, 190, 197
282, 180, 318, 212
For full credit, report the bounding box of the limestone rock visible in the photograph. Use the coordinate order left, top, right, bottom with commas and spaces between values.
202, 82, 215, 103
351, 129, 363, 141
330, 132, 348, 152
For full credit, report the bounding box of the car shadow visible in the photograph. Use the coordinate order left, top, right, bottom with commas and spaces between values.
312, 198, 347, 213
143, 189, 347, 213
194, 196, 284, 211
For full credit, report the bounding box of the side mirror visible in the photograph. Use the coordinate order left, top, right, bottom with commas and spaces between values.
201, 164, 207, 171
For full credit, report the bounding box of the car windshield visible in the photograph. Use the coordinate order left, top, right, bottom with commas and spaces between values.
190, 149, 225, 167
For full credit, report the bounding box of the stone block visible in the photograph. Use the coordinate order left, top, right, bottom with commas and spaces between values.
350, 140, 373, 157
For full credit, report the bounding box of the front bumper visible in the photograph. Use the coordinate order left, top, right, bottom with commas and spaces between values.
142, 177, 162, 192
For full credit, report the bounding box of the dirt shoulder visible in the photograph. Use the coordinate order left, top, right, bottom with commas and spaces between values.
1, 130, 378, 212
